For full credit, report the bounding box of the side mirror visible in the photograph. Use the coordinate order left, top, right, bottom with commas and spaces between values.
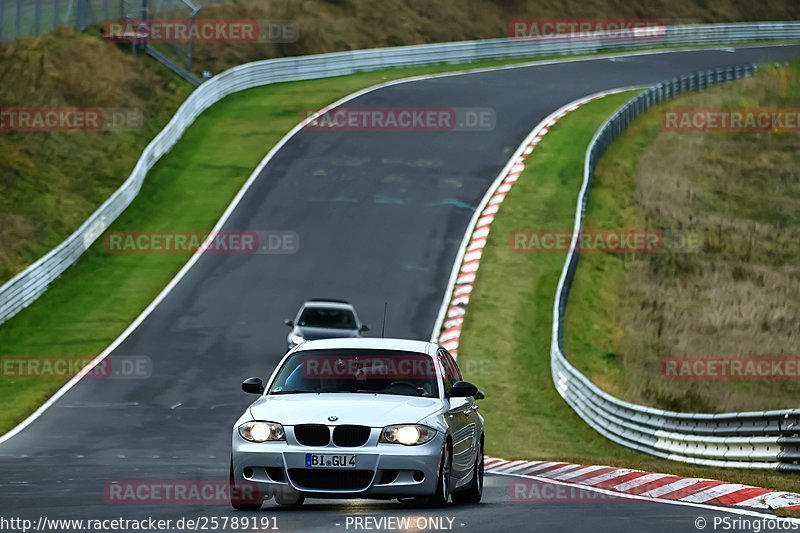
284, 319, 294, 327
242, 377, 265, 394
474, 389, 486, 400
448, 380, 478, 398
360, 324, 370, 332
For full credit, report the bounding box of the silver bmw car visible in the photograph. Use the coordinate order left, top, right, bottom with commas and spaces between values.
230, 338, 485, 509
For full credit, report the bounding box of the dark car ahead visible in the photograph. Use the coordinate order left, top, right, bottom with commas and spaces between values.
285, 299, 368, 350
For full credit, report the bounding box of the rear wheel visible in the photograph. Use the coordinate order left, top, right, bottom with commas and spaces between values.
229, 459, 262, 511
452, 437, 483, 505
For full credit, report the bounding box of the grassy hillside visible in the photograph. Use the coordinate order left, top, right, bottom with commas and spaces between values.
563, 61, 800, 412
0, 30, 192, 282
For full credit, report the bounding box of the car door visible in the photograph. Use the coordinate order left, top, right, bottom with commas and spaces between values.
438, 349, 476, 480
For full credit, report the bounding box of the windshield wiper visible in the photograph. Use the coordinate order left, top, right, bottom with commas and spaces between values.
355, 390, 421, 397
269, 390, 316, 395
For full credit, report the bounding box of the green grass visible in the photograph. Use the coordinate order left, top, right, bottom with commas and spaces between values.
456, 91, 800, 493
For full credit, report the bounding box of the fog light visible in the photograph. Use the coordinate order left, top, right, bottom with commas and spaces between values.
243, 467, 254, 479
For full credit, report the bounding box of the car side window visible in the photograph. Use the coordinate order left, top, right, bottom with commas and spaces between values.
437, 349, 457, 395
441, 349, 462, 381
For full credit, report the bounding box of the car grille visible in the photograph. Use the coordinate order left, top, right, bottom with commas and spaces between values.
332, 425, 371, 447
294, 424, 330, 446
288, 469, 373, 490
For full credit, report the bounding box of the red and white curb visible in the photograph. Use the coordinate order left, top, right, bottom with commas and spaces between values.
484, 457, 800, 512
435, 91, 615, 358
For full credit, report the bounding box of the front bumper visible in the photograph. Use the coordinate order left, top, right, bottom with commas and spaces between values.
231, 426, 442, 500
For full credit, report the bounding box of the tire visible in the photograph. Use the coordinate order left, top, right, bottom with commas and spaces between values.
452, 437, 483, 505
230, 459, 263, 511
428, 442, 452, 508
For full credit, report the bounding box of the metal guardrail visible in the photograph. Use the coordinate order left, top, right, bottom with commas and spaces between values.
1, 22, 800, 330
551, 63, 800, 471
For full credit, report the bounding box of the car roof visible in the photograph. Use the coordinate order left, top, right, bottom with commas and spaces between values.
294, 337, 437, 355
307, 298, 350, 304
301, 300, 355, 310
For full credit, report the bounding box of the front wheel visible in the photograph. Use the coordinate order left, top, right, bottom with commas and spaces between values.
230, 459, 263, 511
428, 443, 452, 508
452, 437, 483, 505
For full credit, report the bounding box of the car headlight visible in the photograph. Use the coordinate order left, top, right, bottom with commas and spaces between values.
290, 334, 305, 345
379, 424, 436, 446
238, 421, 285, 442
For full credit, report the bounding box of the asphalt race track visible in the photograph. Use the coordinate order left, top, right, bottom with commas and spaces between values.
2, 45, 800, 532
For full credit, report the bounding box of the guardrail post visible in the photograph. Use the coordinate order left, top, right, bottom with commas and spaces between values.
14, 0, 21, 38
34, 0, 40, 35
76, 0, 86, 30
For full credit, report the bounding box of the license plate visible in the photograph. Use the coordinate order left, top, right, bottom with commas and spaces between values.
305, 453, 357, 468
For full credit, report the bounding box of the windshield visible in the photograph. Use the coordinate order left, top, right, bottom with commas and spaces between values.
268, 349, 440, 398
297, 307, 357, 330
